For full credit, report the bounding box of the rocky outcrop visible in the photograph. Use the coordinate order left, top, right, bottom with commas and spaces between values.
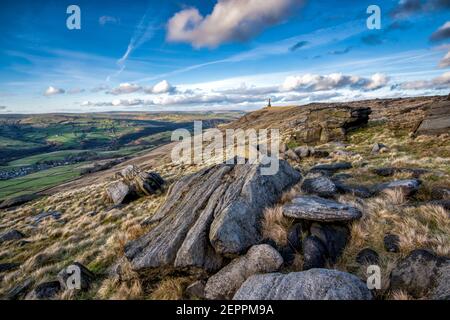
124, 160, 301, 275
233, 269, 372, 300
283, 196, 362, 222
415, 100, 450, 136
106, 165, 165, 205
204, 244, 283, 300
294, 106, 371, 144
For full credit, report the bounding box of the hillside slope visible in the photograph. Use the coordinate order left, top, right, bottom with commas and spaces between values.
0, 96, 449, 300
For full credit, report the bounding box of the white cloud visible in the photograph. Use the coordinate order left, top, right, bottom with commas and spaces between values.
281, 73, 389, 92
399, 71, 450, 90
44, 86, 65, 96
148, 80, 175, 94
108, 83, 142, 95
166, 0, 304, 48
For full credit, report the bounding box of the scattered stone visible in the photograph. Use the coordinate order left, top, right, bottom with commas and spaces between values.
286, 149, 300, 162
125, 160, 300, 274
372, 167, 428, 178
310, 223, 349, 264
384, 234, 400, 253
0, 229, 25, 243
294, 146, 311, 158
185, 280, 206, 299
5, 278, 33, 300
356, 248, 380, 265
374, 179, 421, 197
32, 211, 62, 225
313, 150, 330, 158
302, 236, 327, 270
301, 176, 337, 198
0, 194, 39, 210
57, 262, 95, 291
204, 244, 283, 300
390, 249, 449, 298
233, 269, 373, 300
371, 143, 388, 154
26, 281, 61, 300
310, 162, 352, 173
0, 262, 20, 273
287, 223, 303, 251
332, 173, 352, 181
283, 195, 362, 222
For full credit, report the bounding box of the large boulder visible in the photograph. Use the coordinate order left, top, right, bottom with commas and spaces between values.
415, 100, 450, 136
283, 196, 362, 222
390, 249, 450, 298
106, 165, 165, 205
125, 160, 301, 274
204, 244, 283, 300
233, 269, 372, 300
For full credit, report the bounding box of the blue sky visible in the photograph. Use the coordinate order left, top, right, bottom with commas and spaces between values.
0, 0, 449, 113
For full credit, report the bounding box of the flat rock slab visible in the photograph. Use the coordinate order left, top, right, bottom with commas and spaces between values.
374, 179, 421, 196
283, 196, 362, 222
310, 162, 352, 173
125, 160, 301, 274
233, 269, 372, 300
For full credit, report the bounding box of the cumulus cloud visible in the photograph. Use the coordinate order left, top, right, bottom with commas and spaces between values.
146, 80, 175, 94
430, 21, 450, 41
108, 83, 142, 95
281, 73, 389, 92
166, 0, 304, 48
399, 71, 450, 89
44, 86, 65, 96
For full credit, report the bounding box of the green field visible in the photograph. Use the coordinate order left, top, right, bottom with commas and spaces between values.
0, 111, 243, 201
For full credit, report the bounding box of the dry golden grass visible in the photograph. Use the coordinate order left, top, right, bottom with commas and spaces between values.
261, 206, 294, 247
149, 277, 192, 300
